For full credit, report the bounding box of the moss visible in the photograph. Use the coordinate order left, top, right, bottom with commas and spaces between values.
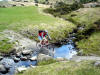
0, 38, 14, 53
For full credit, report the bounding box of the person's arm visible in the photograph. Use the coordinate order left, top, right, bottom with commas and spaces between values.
47, 32, 51, 40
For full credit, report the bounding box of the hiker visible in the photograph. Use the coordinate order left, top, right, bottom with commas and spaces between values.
38, 30, 51, 45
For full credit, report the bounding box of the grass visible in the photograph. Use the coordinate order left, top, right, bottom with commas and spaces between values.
37, 59, 57, 66
76, 31, 100, 55
0, 6, 75, 52
16, 61, 100, 75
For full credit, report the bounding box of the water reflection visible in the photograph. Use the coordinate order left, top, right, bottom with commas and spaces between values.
54, 41, 77, 59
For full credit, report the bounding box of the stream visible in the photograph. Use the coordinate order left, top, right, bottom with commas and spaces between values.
0, 38, 77, 75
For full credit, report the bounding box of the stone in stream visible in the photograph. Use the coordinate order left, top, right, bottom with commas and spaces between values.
13, 57, 20, 62
20, 56, 28, 61
22, 50, 33, 55
16, 52, 21, 58
29, 56, 37, 61
37, 53, 53, 62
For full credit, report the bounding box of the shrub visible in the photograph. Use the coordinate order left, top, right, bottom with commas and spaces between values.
44, 2, 83, 16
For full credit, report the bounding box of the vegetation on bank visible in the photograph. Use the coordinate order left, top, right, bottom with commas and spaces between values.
37, 59, 57, 66
64, 8, 100, 55
17, 61, 100, 75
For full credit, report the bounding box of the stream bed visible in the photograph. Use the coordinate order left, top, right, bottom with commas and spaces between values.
0, 38, 77, 75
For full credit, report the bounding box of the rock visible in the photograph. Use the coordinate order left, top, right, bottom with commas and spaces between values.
20, 56, 27, 61
0, 56, 3, 61
13, 57, 20, 62
29, 56, 37, 61
0, 64, 9, 74
22, 50, 32, 55
30, 65, 36, 68
16, 66, 27, 73
56, 57, 67, 61
39, 48, 50, 55
37, 54, 53, 62
16, 52, 21, 58
94, 61, 100, 67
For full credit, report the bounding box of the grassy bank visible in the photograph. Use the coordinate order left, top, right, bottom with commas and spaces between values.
0, 6, 75, 53
16, 61, 100, 75
62, 7, 100, 55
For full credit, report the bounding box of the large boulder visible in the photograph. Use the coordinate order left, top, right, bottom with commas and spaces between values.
37, 53, 53, 62
39, 48, 50, 55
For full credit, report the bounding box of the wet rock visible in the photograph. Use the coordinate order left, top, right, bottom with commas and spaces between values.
39, 48, 50, 55
13, 57, 20, 62
37, 53, 53, 62
0, 56, 3, 61
0, 64, 6, 74
16, 52, 21, 58
16, 66, 27, 73
22, 50, 32, 55
94, 61, 100, 67
29, 56, 37, 61
20, 56, 27, 61
0, 64, 9, 74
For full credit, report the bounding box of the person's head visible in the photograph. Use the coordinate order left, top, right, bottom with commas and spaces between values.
44, 29, 48, 33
